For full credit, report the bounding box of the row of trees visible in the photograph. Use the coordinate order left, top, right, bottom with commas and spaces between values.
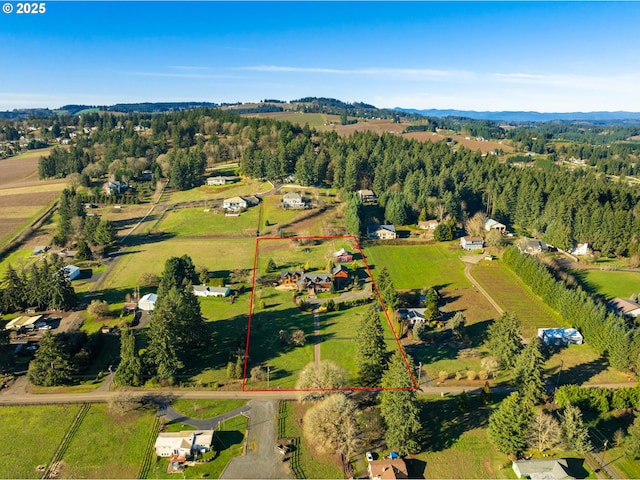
0, 256, 77, 313
502, 247, 638, 371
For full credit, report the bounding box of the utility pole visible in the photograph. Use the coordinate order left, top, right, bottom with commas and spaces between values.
417, 362, 423, 389
267, 366, 270, 389
556, 360, 564, 387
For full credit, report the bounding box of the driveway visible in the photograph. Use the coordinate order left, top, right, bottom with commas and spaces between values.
220, 400, 290, 479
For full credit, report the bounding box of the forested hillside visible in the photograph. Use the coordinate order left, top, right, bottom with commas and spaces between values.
6, 105, 639, 258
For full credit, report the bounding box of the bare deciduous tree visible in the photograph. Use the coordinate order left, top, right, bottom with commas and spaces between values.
528, 411, 562, 453
303, 393, 360, 457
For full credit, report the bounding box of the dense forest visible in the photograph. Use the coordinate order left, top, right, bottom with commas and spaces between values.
6, 104, 637, 258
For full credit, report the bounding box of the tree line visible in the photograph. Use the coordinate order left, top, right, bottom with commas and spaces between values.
502, 246, 637, 371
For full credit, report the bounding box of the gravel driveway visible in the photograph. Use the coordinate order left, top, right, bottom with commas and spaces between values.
220, 400, 290, 479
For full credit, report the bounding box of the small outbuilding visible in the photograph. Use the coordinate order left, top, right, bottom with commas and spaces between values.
138, 293, 158, 311
512, 458, 574, 479
608, 297, 640, 318
63, 265, 81, 281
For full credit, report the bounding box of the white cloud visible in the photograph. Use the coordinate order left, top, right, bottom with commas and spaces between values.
240, 65, 473, 80
127, 71, 245, 80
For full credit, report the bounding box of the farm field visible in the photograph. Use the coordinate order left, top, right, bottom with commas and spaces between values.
101, 237, 256, 291
402, 130, 513, 154
260, 195, 307, 231
571, 268, 640, 300
363, 242, 470, 290
155, 207, 260, 237
472, 261, 629, 385
471, 261, 564, 338
59, 403, 157, 479
0, 147, 51, 186
0, 404, 82, 479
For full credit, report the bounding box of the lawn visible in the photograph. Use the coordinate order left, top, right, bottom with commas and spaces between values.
155, 207, 260, 237
280, 400, 344, 479
59, 403, 157, 478
571, 268, 640, 300
149, 415, 248, 479
363, 242, 470, 290
0, 404, 81, 479
0, 247, 33, 275
166, 178, 272, 203
260, 195, 306, 231
171, 399, 246, 420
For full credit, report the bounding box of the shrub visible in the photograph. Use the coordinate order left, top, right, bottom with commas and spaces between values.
438, 371, 449, 382
455, 371, 464, 381
478, 370, 489, 380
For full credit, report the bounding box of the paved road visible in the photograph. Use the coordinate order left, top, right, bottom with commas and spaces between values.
220, 400, 290, 479
159, 403, 250, 430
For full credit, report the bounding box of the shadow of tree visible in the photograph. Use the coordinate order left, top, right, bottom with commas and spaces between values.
420, 394, 493, 452
550, 357, 609, 386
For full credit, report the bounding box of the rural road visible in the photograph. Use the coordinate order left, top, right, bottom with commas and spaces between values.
220, 400, 290, 479
159, 403, 250, 431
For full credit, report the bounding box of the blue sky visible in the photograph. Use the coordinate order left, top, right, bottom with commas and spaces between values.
1, 1, 640, 112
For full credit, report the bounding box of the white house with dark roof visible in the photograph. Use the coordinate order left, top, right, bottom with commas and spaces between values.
368, 224, 397, 240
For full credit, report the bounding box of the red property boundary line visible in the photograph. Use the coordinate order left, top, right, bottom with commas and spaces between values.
242, 235, 418, 392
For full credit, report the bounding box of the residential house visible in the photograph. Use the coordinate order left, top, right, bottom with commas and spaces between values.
608, 298, 640, 318
538, 328, 583, 346
223, 196, 248, 211
460, 236, 484, 251
207, 176, 240, 186
398, 308, 426, 325
368, 458, 408, 480
154, 430, 214, 458
333, 248, 354, 263
103, 180, 128, 195
485, 218, 506, 233
332, 265, 350, 289
193, 285, 231, 298
521, 240, 549, 255
571, 243, 591, 256
138, 293, 157, 311
280, 271, 304, 287
512, 459, 574, 480
418, 220, 439, 230
282, 192, 306, 209
301, 273, 333, 293
357, 189, 378, 204
368, 224, 397, 240
63, 265, 81, 281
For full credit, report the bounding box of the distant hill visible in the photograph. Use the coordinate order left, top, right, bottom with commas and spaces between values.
395, 108, 640, 124
0, 102, 220, 119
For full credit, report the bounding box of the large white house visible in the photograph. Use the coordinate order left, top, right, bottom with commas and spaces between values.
460, 236, 484, 251
154, 430, 214, 458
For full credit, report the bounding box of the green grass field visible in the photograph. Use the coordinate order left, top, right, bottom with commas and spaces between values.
166, 179, 272, 203
101, 238, 256, 291
0, 405, 82, 479
363, 242, 470, 290
155, 207, 260, 236
60, 404, 157, 479
0, 247, 33, 276
171, 400, 246, 420
571, 269, 640, 300
260, 195, 305, 230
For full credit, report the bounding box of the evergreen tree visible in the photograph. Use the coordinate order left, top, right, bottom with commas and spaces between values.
157, 255, 197, 297
487, 392, 533, 455
1, 265, 26, 312
560, 404, 592, 454
93, 219, 117, 247
355, 304, 387, 386
113, 328, 143, 386
625, 413, 640, 459
485, 312, 523, 369
75, 239, 93, 260
28, 331, 76, 386
513, 338, 546, 404
451, 311, 466, 340
380, 351, 421, 455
